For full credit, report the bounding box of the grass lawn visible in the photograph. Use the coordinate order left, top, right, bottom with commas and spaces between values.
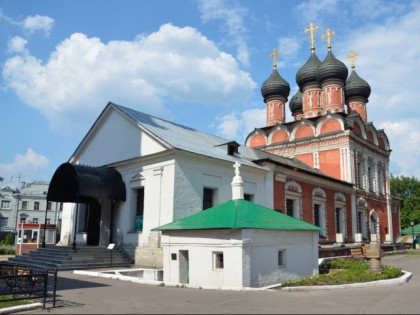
281, 258, 403, 287
0, 295, 36, 309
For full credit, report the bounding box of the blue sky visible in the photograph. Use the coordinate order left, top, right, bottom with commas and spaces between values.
1, 0, 420, 187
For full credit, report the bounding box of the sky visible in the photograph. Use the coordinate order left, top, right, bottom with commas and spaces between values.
1, 0, 420, 187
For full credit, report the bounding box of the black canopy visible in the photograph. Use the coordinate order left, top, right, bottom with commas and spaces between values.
47, 162, 126, 203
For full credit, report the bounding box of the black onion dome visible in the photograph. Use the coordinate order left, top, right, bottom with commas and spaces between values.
296, 52, 321, 89
345, 69, 371, 102
289, 89, 303, 115
261, 68, 290, 102
316, 50, 348, 86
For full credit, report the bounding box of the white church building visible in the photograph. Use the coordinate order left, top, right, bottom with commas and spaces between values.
52, 102, 352, 268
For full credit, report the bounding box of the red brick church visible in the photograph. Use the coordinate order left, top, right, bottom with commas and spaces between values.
245, 24, 400, 245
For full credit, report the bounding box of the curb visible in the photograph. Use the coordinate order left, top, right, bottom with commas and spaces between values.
74, 269, 412, 292
277, 270, 412, 291
0, 302, 43, 314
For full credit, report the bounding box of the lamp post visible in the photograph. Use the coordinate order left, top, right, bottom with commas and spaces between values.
411, 221, 416, 250
42, 200, 48, 248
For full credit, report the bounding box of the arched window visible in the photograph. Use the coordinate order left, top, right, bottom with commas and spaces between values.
313, 188, 327, 238
284, 181, 302, 219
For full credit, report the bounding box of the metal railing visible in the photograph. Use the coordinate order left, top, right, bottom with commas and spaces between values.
0, 262, 57, 309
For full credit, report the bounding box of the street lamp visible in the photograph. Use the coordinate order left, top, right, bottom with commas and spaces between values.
411, 221, 415, 249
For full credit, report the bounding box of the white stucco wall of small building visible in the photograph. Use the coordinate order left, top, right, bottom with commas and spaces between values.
161, 228, 319, 289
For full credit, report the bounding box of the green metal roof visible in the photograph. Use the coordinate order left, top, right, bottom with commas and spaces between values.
401, 223, 420, 235
153, 199, 323, 231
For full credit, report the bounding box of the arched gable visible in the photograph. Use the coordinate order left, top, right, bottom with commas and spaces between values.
291, 120, 315, 140
365, 124, 379, 145
352, 118, 367, 140
316, 114, 344, 136
377, 130, 390, 150
269, 126, 289, 144
246, 130, 267, 147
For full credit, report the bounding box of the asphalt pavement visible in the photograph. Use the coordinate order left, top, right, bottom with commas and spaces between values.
14, 254, 420, 314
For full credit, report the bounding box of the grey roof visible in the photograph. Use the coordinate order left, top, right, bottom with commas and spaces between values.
112, 103, 349, 184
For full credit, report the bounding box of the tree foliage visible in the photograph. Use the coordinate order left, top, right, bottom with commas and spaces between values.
390, 175, 420, 228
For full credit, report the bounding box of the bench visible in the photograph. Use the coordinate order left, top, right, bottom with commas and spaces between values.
350, 248, 365, 259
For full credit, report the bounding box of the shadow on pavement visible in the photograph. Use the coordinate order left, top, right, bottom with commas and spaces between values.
56, 274, 110, 291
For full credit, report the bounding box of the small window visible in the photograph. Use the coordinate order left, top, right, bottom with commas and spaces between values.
213, 252, 224, 270
32, 218, 39, 224
171, 253, 177, 261
244, 194, 253, 202
278, 250, 285, 267
22, 201, 28, 210
34, 202, 40, 210
1, 200, 10, 209
135, 188, 144, 231
203, 188, 214, 210
47, 202, 52, 211
46, 218, 51, 224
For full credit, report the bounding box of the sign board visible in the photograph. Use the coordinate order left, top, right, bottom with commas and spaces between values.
107, 243, 115, 250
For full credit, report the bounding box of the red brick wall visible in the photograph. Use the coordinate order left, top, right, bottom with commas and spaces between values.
319, 149, 341, 179
276, 177, 352, 242
296, 153, 314, 167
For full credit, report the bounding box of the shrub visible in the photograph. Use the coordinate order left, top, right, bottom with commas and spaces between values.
281, 259, 402, 287
0, 246, 15, 255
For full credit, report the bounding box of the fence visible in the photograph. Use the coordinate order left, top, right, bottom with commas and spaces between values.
0, 262, 57, 309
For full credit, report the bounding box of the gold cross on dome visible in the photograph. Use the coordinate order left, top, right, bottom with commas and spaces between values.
347, 50, 359, 69
321, 28, 335, 50
269, 48, 280, 69
305, 22, 319, 52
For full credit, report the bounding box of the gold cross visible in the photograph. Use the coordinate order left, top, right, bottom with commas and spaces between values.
305, 22, 319, 52
321, 28, 335, 50
269, 48, 280, 69
347, 50, 359, 69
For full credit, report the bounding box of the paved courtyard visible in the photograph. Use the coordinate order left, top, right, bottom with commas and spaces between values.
19, 254, 420, 314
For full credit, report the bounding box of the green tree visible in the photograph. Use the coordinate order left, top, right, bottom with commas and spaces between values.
390, 174, 420, 228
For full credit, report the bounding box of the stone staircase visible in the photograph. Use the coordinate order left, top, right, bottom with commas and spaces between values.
6, 245, 134, 271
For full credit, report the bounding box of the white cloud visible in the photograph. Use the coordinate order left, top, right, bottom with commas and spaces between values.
22, 15, 54, 37
381, 120, 420, 178
197, 0, 250, 66
338, 2, 420, 178
216, 108, 265, 142
295, 0, 339, 26
0, 149, 50, 185
7, 36, 27, 53
2, 23, 256, 133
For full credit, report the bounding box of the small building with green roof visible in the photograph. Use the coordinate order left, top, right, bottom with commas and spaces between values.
153, 162, 322, 289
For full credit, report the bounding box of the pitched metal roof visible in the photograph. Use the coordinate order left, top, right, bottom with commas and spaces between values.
153, 199, 323, 231
112, 102, 349, 184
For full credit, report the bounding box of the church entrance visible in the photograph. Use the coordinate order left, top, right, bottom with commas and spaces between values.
87, 200, 101, 246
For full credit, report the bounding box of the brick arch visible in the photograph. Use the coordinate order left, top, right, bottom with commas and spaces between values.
366, 130, 374, 143
294, 125, 314, 139
270, 129, 289, 143
248, 134, 267, 147
378, 137, 385, 149
353, 122, 363, 137
319, 119, 342, 135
